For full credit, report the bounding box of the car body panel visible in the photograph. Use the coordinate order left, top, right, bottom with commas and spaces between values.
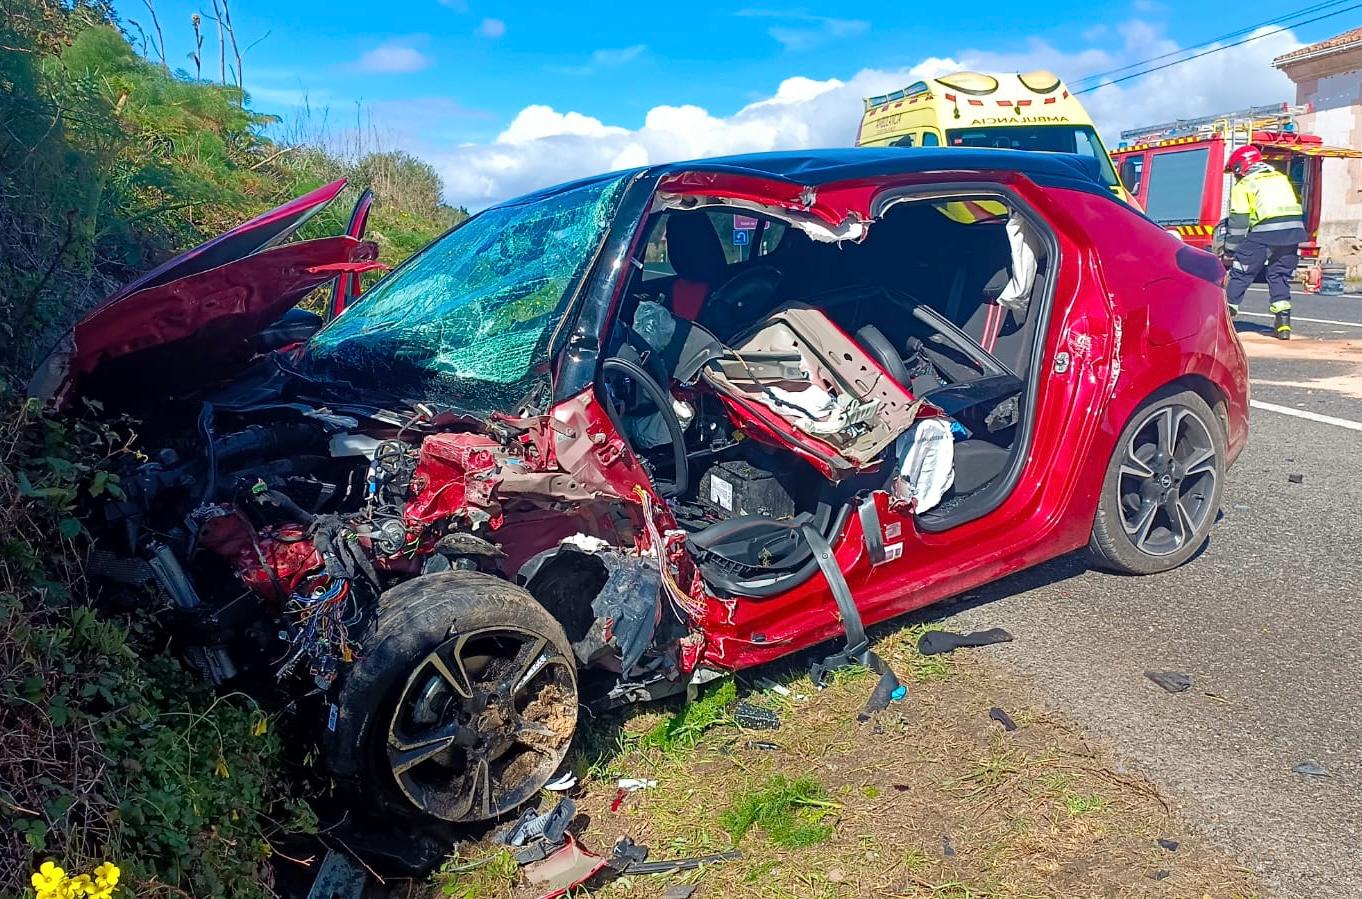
31, 236, 373, 408
30, 179, 358, 407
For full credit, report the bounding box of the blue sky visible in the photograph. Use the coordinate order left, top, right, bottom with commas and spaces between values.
110, 0, 1355, 206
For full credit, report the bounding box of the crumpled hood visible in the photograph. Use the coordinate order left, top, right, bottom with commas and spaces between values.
30, 179, 374, 409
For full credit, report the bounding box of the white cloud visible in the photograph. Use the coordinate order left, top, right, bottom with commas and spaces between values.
478, 18, 506, 39
438, 0, 468, 9
426, 21, 1302, 209
550, 44, 648, 75
354, 42, 433, 74
736, 10, 869, 51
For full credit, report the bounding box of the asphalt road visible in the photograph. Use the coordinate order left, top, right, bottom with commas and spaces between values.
937, 285, 1362, 898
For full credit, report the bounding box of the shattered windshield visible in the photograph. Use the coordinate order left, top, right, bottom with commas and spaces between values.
302, 173, 630, 412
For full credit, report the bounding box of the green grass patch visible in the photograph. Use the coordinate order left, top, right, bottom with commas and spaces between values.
720, 775, 839, 849
433, 848, 518, 899
638, 678, 737, 753
1061, 792, 1108, 816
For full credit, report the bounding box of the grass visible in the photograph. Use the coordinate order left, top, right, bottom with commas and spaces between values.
719, 775, 840, 849
637, 678, 737, 753
432, 848, 518, 899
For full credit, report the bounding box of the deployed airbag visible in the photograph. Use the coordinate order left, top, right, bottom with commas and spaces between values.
893, 417, 955, 513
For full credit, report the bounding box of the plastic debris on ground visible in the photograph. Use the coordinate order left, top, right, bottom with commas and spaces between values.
733, 701, 781, 730
1292, 760, 1330, 777
544, 771, 578, 792
1288, 473, 1305, 485
496, 798, 576, 864
1144, 671, 1193, 694
661, 886, 697, 899
746, 740, 780, 751
1157, 838, 1180, 852
524, 835, 608, 899
617, 778, 657, 791
305, 849, 367, 899
917, 627, 1014, 656
989, 706, 1018, 731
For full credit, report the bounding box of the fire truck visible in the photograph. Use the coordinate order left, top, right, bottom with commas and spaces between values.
1111, 104, 1362, 260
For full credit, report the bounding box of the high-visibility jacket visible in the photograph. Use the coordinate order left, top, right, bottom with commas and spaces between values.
1226, 166, 1305, 251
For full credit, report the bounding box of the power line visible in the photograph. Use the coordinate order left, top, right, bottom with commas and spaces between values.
1072, 0, 1355, 86
1074, 2, 1362, 95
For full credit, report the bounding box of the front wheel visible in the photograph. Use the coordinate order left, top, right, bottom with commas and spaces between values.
324, 572, 578, 824
1088, 389, 1226, 575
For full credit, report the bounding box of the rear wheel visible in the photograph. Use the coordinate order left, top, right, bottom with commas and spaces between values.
1088, 389, 1225, 575
324, 572, 578, 824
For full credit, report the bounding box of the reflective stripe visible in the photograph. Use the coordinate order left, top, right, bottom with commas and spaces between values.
1227, 227, 1250, 237
1268, 300, 1292, 313
1252, 218, 1306, 233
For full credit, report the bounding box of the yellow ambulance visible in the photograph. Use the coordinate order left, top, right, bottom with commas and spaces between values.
856, 70, 1133, 205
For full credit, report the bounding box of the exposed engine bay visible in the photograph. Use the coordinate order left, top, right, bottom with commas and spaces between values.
89, 388, 684, 692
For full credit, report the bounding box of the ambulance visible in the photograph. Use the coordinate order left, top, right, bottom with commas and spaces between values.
856, 70, 1132, 204
1111, 104, 1362, 260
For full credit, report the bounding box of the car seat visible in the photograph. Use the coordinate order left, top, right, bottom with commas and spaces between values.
665, 211, 729, 320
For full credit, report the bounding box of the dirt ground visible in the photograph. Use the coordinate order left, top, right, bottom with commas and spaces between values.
1237, 331, 1362, 398
424, 625, 1262, 899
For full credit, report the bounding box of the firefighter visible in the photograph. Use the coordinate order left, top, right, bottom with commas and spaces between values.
1223, 145, 1306, 339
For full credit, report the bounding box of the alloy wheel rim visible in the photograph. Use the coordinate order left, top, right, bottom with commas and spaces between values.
386, 625, 576, 821
1117, 405, 1218, 557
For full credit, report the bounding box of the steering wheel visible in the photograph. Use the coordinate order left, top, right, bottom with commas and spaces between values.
600, 356, 689, 498
700, 265, 783, 340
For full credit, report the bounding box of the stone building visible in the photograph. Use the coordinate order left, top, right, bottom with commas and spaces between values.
1275, 28, 1362, 269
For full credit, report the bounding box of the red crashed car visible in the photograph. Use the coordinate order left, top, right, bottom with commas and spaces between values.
39, 149, 1248, 835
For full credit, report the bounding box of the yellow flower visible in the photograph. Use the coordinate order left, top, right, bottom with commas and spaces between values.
250, 716, 268, 737
68, 873, 93, 897
92, 862, 120, 891
31, 861, 67, 896
214, 756, 230, 778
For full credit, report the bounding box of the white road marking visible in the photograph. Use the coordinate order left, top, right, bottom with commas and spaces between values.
1238, 310, 1362, 329
1250, 399, 1362, 432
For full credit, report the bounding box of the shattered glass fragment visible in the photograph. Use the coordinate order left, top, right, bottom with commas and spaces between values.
303, 175, 629, 413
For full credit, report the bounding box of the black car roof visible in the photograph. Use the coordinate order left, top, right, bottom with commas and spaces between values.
649, 146, 1103, 186
505, 147, 1122, 211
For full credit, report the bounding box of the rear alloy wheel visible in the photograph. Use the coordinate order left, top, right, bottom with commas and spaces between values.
1088, 389, 1225, 574
324, 572, 578, 824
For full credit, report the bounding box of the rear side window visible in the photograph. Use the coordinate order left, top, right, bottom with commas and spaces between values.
1144, 148, 1209, 224
640, 212, 788, 280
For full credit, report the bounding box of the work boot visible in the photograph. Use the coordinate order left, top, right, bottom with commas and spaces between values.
1274, 308, 1292, 340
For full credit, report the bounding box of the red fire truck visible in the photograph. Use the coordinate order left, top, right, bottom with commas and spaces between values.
1111, 104, 1362, 260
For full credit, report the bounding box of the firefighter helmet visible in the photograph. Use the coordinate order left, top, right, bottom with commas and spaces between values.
1225, 145, 1262, 178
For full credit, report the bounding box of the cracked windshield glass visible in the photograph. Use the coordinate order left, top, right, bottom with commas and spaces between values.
304, 173, 630, 411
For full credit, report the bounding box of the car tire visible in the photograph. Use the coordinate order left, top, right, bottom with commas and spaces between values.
323, 571, 578, 824
1088, 388, 1226, 575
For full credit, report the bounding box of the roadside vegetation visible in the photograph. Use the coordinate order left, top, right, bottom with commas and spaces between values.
1, 1, 461, 894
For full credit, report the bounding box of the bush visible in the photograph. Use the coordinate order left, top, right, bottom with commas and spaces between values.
0, 390, 311, 898
1, 3, 467, 892
0, 0, 465, 380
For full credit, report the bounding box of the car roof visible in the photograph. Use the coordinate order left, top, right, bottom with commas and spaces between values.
647, 147, 1111, 193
